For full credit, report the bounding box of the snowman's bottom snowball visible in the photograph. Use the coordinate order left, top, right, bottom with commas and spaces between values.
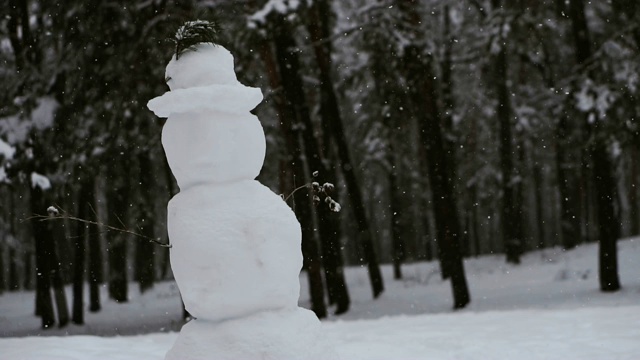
165, 307, 339, 360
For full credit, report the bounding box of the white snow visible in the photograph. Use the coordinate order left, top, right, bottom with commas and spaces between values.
0, 167, 7, 183
0, 138, 15, 160
30, 172, 51, 190
167, 180, 303, 321
0, 97, 57, 144
1, 238, 639, 359
165, 308, 330, 360
248, 0, 301, 27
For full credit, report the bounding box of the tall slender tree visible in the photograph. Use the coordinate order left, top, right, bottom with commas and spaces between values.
107, 179, 129, 303
136, 153, 156, 294
489, 0, 524, 264
568, 0, 621, 292
305, 0, 353, 309
259, 11, 328, 317
399, 0, 470, 309
305, 0, 384, 299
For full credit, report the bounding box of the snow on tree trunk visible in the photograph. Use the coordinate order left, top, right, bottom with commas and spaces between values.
147, 23, 337, 360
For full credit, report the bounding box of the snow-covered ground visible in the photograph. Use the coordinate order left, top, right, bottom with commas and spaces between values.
1, 238, 639, 359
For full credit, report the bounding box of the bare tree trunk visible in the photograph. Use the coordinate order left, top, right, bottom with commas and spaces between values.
304, 0, 352, 308
23, 251, 33, 290
471, 185, 481, 256
72, 179, 89, 324
397, 1, 470, 308
88, 184, 103, 312
31, 185, 56, 328
630, 147, 640, 236
389, 169, 404, 279
136, 153, 156, 294
0, 229, 7, 295
48, 219, 69, 328
306, 0, 383, 298
317, 202, 350, 314
569, 0, 621, 291
5, 193, 18, 291
592, 142, 622, 291
491, 0, 523, 264
533, 162, 546, 249
107, 173, 129, 302
261, 23, 327, 317
295, 184, 327, 319
9, 246, 19, 291
555, 115, 581, 249
0, 231, 5, 294
405, 43, 470, 309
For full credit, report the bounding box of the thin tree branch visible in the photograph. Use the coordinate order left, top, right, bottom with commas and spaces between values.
23, 206, 171, 248
283, 183, 311, 202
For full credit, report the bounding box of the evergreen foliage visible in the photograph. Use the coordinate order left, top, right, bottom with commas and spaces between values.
173, 20, 222, 60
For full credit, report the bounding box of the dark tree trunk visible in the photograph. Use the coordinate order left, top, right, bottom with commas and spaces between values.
9, 246, 19, 291
471, 185, 481, 256
0, 239, 4, 294
548, 2, 584, 251
533, 162, 546, 249
107, 180, 129, 302
31, 186, 56, 328
441, 4, 458, 197
555, 115, 581, 249
592, 143, 622, 291
72, 180, 90, 324
296, 186, 327, 319
357, 4, 407, 279
467, 107, 481, 257
136, 227, 155, 294
23, 251, 33, 290
108, 236, 128, 302
398, 3, 470, 309
491, 1, 522, 264
48, 220, 69, 328
405, 44, 470, 309
7, 0, 28, 72
88, 201, 103, 312
305, 0, 351, 311
366, 24, 406, 280
390, 169, 404, 280
306, 0, 383, 298
324, 80, 384, 297
6, 193, 18, 291
136, 153, 156, 294
317, 203, 350, 314
630, 147, 640, 236
262, 20, 327, 318
569, 0, 592, 62
569, 0, 621, 291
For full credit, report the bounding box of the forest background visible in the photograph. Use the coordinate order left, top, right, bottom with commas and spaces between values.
0, 0, 639, 328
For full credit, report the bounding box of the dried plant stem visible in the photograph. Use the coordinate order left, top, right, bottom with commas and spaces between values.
283, 183, 311, 202
24, 206, 171, 248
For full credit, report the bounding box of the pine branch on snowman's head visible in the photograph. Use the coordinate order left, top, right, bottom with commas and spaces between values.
173, 20, 222, 60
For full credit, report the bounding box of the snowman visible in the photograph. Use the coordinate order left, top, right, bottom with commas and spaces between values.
147, 21, 337, 360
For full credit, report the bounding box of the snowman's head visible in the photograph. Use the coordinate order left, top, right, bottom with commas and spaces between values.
165, 44, 238, 90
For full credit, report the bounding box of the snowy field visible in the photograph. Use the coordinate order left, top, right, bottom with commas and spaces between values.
1, 238, 639, 359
